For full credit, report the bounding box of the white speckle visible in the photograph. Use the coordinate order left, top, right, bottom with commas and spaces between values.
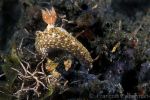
56, 34, 60, 39
51, 33, 56, 38
64, 38, 68, 41
72, 41, 76, 45
58, 27, 67, 32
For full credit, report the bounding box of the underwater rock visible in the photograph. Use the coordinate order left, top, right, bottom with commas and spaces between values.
138, 61, 150, 82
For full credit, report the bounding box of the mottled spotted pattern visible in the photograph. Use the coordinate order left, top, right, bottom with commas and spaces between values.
35, 27, 93, 69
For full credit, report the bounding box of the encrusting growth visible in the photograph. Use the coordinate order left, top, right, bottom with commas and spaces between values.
35, 7, 93, 69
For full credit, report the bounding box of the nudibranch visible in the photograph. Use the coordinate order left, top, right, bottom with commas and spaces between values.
35, 7, 93, 69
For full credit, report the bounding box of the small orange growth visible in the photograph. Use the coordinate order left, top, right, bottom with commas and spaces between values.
45, 59, 58, 72
45, 60, 60, 78
51, 71, 61, 78
41, 7, 57, 25
46, 66, 54, 72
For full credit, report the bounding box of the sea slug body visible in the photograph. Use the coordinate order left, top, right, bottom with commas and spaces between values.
35, 7, 93, 69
